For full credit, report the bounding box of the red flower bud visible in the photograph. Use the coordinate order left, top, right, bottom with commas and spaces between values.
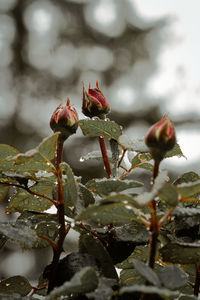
82, 81, 110, 118
145, 115, 176, 160
50, 99, 79, 141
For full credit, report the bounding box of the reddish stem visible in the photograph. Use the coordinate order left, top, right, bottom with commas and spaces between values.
98, 136, 112, 178
47, 138, 68, 293
148, 159, 160, 269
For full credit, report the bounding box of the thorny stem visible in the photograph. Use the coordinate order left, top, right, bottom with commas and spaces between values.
194, 262, 200, 297
98, 136, 112, 178
47, 138, 69, 294
148, 159, 161, 269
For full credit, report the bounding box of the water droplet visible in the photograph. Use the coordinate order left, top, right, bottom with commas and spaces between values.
80, 157, 85, 162
6, 283, 10, 287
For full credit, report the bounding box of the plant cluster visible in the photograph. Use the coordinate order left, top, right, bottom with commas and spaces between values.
0, 82, 200, 300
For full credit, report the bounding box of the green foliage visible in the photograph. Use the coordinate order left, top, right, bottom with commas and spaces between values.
0, 111, 200, 300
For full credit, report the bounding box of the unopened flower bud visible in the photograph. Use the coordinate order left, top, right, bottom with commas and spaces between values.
145, 115, 176, 160
50, 99, 79, 141
82, 81, 110, 118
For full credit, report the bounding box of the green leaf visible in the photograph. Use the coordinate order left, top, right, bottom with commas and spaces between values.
38, 133, 60, 161
120, 268, 145, 286
0, 186, 9, 204
116, 246, 149, 269
100, 193, 138, 205
174, 171, 200, 185
158, 184, 179, 207
0, 144, 19, 161
0, 220, 38, 248
135, 170, 169, 206
86, 178, 143, 196
160, 243, 200, 264
119, 285, 178, 298
0, 150, 55, 173
78, 183, 95, 208
76, 202, 137, 225
131, 153, 152, 168
7, 181, 54, 213
0, 276, 32, 296
79, 233, 118, 279
158, 266, 188, 290
132, 259, 161, 287
17, 211, 59, 248
79, 119, 122, 140
46, 267, 98, 300
60, 162, 78, 207
177, 180, 200, 197
165, 142, 184, 158
112, 222, 149, 244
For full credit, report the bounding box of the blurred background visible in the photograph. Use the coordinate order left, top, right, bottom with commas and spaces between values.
0, 0, 200, 285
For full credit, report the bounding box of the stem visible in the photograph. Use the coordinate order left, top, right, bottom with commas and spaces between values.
194, 262, 200, 297
47, 138, 68, 294
98, 136, 112, 178
148, 159, 160, 269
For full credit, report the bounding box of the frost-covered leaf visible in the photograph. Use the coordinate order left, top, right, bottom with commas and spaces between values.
46, 267, 98, 300
119, 285, 178, 297
0, 186, 9, 204
131, 153, 152, 168
7, 181, 54, 213
132, 259, 161, 287
177, 180, 200, 197
86, 178, 143, 196
0, 276, 32, 296
174, 171, 200, 185
0, 144, 19, 162
60, 162, 78, 207
78, 183, 95, 208
158, 184, 179, 207
38, 133, 59, 161
118, 135, 149, 152
79, 233, 118, 279
76, 202, 137, 225
79, 119, 122, 140
165, 143, 184, 158
172, 207, 200, 217
17, 211, 59, 248
0, 221, 38, 248
160, 243, 200, 264
135, 170, 169, 205
158, 266, 188, 290
86, 277, 115, 300
112, 222, 149, 244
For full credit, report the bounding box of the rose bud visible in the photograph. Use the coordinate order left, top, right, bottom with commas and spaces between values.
82, 81, 110, 118
145, 115, 176, 160
50, 98, 79, 141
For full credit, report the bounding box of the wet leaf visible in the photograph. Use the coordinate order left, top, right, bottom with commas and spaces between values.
177, 180, 200, 197
80, 150, 113, 162
76, 202, 137, 225
79, 119, 122, 140
60, 162, 78, 207
0, 221, 38, 248
165, 143, 184, 158
100, 193, 138, 205
86, 178, 143, 196
7, 181, 54, 213
120, 268, 144, 286
132, 259, 161, 287
0, 276, 32, 296
174, 171, 200, 185
131, 152, 152, 168
158, 266, 188, 290
0, 144, 19, 162
112, 222, 149, 244
79, 233, 118, 279
118, 135, 149, 152
46, 267, 98, 300
160, 243, 200, 264
135, 170, 169, 205
77, 183, 95, 213
38, 133, 60, 161
158, 184, 179, 207
17, 211, 59, 248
